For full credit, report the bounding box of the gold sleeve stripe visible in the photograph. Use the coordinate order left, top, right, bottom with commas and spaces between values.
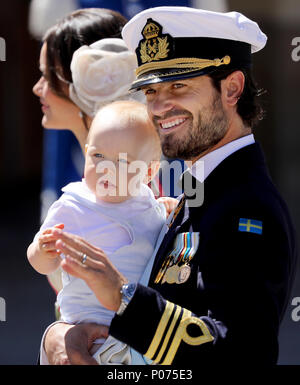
161, 315, 215, 365
144, 300, 175, 360
153, 305, 182, 363
145, 300, 215, 365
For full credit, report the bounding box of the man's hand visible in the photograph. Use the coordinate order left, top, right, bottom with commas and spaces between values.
44, 322, 109, 365
50, 229, 128, 312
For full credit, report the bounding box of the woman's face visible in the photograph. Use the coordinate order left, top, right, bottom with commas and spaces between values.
32, 43, 82, 130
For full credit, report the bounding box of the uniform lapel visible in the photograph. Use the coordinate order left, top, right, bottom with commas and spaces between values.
149, 143, 267, 285
149, 188, 199, 283
149, 196, 187, 283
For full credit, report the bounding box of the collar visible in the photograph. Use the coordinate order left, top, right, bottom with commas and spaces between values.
188, 134, 255, 183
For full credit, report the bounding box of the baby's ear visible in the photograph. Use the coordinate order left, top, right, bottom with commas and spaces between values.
143, 160, 161, 184
85, 144, 88, 154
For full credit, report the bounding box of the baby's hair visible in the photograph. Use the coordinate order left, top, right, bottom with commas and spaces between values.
87, 100, 162, 162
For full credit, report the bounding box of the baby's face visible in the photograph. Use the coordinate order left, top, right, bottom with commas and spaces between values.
84, 108, 151, 203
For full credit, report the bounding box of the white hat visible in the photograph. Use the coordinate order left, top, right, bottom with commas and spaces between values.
122, 6, 267, 89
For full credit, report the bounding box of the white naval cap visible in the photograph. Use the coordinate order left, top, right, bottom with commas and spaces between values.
122, 6, 267, 89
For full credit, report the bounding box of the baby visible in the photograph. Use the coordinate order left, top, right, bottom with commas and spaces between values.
27, 100, 178, 364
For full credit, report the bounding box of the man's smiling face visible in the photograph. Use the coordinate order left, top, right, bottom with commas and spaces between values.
142, 75, 229, 161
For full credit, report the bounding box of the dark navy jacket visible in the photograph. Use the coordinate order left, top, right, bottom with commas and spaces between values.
110, 143, 297, 365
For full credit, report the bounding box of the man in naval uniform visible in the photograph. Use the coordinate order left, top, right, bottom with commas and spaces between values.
42, 7, 297, 365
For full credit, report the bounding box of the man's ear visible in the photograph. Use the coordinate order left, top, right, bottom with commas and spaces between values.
222, 70, 245, 106
143, 160, 161, 184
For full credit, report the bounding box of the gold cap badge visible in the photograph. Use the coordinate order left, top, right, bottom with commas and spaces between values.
137, 18, 173, 65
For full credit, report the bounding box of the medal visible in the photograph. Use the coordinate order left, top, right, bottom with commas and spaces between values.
162, 264, 180, 284
162, 263, 191, 285
154, 254, 173, 284
154, 232, 200, 285
176, 264, 191, 284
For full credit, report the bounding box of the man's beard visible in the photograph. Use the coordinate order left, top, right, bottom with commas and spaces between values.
154, 94, 228, 160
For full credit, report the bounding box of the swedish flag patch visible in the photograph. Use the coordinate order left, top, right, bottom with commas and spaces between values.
238, 218, 263, 235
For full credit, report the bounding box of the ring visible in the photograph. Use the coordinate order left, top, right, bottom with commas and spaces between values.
81, 253, 88, 264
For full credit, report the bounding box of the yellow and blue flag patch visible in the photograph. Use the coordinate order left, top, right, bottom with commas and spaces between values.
238, 218, 263, 235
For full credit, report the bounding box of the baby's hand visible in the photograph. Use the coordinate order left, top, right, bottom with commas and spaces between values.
38, 224, 65, 259
157, 197, 179, 218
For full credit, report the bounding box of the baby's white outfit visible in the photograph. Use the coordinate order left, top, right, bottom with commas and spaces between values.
34, 179, 166, 364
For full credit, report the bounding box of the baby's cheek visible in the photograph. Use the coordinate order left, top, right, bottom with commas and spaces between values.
85, 168, 98, 193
